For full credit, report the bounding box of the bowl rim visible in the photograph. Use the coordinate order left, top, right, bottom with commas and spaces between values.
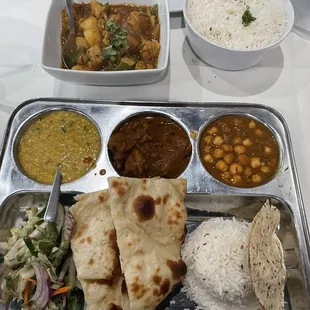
41, 0, 170, 74
183, 0, 295, 52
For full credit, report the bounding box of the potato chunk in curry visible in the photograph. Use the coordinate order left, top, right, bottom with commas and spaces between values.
61, 0, 161, 71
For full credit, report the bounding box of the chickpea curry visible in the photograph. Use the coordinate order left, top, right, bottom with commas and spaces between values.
61, 0, 160, 71
17, 111, 101, 184
200, 115, 280, 188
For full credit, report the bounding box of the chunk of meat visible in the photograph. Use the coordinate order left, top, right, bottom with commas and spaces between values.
87, 45, 104, 70
90, 0, 108, 19
139, 41, 160, 64
79, 16, 102, 47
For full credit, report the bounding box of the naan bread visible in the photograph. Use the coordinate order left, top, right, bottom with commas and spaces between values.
108, 177, 187, 310
80, 271, 123, 310
70, 190, 118, 280
248, 200, 286, 310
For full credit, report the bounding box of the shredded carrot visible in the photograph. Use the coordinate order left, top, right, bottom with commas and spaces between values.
23, 282, 30, 308
27, 278, 37, 285
51, 286, 72, 297
24, 278, 37, 309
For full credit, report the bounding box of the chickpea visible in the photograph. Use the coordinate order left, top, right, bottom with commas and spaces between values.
204, 135, 212, 144
252, 174, 262, 183
255, 129, 263, 137
234, 145, 246, 154
251, 157, 261, 168
213, 136, 224, 146
261, 165, 271, 174
238, 154, 250, 166
243, 138, 252, 147
233, 175, 242, 184
244, 167, 253, 177
222, 144, 233, 152
264, 146, 272, 154
213, 148, 225, 159
230, 162, 244, 175
216, 160, 228, 172
204, 145, 212, 153
204, 154, 214, 163
222, 171, 232, 181
207, 126, 218, 135
233, 137, 243, 145
249, 120, 256, 129
224, 153, 234, 165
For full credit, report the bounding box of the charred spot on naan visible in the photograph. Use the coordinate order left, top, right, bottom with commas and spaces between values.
133, 195, 155, 222
106, 304, 122, 310
166, 259, 187, 281
163, 193, 169, 204
88, 258, 94, 266
111, 179, 129, 197
131, 276, 150, 299
153, 279, 171, 296
72, 223, 88, 240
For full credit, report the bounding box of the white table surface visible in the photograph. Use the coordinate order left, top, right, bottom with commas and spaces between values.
1, 1, 310, 226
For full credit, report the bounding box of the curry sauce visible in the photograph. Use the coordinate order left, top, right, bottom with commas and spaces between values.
17, 110, 101, 184
108, 114, 192, 178
200, 115, 280, 187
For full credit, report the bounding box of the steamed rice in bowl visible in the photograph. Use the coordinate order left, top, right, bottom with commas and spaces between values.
181, 217, 259, 309
186, 0, 288, 50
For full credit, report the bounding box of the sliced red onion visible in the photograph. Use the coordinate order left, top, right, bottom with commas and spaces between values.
30, 262, 50, 309
57, 256, 71, 283
63, 211, 74, 242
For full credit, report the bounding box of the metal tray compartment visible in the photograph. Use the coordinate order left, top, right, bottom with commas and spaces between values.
0, 98, 309, 309
0, 192, 308, 309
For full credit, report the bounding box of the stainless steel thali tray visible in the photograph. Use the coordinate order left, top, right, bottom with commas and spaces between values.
0, 98, 309, 309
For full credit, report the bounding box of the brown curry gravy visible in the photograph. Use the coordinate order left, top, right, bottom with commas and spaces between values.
108, 114, 192, 178
200, 115, 280, 188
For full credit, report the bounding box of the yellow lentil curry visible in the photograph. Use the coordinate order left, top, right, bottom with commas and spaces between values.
200, 115, 280, 188
17, 110, 101, 184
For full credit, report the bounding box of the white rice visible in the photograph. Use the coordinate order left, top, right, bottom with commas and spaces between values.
181, 217, 259, 310
187, 0, 288, 49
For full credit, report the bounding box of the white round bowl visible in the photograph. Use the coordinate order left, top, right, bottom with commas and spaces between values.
183, 0, 295, 71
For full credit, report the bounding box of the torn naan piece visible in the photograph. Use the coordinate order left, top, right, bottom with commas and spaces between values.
70, 190, 118, 280
248, 200, 286, 310
108, 177, 187, 310
80, 270, 123, 310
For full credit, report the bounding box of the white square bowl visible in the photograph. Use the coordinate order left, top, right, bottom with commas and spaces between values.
41, 0, 170, 85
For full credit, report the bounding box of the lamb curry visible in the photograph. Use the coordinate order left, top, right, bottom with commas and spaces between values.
61, 0, 161, 71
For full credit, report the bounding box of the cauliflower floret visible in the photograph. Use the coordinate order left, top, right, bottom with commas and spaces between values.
90, 0, 108, 19
135, 61, 146, 70
79, 16, 102, 47
139, 41, 160, 64
87, 45, 104, 70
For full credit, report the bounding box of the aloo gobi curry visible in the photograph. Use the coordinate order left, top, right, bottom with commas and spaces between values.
61, 0, 161, 71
